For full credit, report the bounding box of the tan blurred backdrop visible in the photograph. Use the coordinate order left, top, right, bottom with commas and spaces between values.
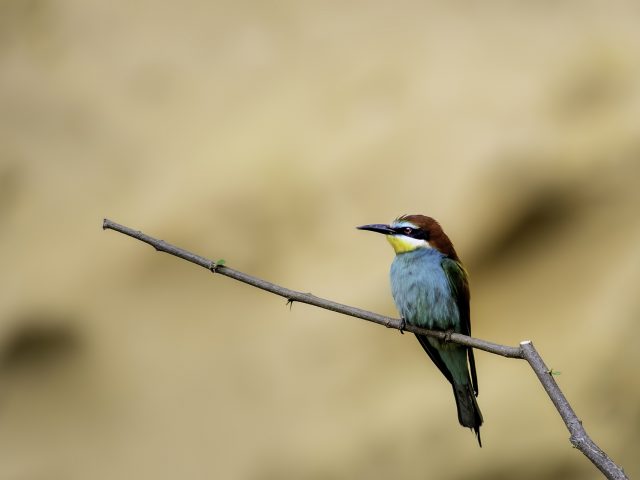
1, 1, 640, 479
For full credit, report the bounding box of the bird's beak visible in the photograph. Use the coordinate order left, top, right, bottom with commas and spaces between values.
356, 224, 395, 235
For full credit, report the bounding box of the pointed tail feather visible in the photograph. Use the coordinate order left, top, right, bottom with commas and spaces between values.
452, 382, 483, 447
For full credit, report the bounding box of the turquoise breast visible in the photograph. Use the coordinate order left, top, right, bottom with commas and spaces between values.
389, 248, 459, 331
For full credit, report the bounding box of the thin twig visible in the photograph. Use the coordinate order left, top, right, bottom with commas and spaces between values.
102, 218, 628, 480
519, 342, 627, 479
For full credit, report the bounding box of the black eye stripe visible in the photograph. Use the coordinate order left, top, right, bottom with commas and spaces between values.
394, 227, 429, 240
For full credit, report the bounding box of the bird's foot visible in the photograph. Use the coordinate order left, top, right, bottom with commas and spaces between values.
398, 317, 406, 335
443, 329, 454, 343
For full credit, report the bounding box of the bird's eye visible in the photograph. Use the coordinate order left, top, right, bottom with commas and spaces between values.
403, 227, 413, 235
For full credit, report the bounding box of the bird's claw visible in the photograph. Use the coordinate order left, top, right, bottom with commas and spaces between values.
399, 317, 406, 334
443, 330, 453, 342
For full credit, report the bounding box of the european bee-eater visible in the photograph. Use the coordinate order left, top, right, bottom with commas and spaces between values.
357, 214, 483, 446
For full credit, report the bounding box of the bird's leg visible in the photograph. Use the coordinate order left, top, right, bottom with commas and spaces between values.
398, 317, 406, 334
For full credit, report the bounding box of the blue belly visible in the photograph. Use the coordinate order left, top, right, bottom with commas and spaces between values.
390, 248, 459, 331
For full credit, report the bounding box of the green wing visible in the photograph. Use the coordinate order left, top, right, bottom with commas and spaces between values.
441, 258, 478, 396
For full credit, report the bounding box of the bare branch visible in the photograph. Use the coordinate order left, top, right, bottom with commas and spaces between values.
102, 218, 628, 480
519, 341, 627, 479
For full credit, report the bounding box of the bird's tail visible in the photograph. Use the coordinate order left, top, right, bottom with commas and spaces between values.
452, 382, 483, 447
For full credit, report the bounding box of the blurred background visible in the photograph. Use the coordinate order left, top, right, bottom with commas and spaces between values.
1, 1, 639, 478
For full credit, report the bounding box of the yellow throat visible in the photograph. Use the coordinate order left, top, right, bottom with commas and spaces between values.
385, 234, 427, 254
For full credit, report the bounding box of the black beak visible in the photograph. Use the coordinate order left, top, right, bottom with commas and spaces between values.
356, 223, 395, 235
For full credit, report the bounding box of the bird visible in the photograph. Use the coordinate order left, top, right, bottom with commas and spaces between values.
357, 214, 483, 446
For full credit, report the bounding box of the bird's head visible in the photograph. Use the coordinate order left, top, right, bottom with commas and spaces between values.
357, 214, 459, 259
